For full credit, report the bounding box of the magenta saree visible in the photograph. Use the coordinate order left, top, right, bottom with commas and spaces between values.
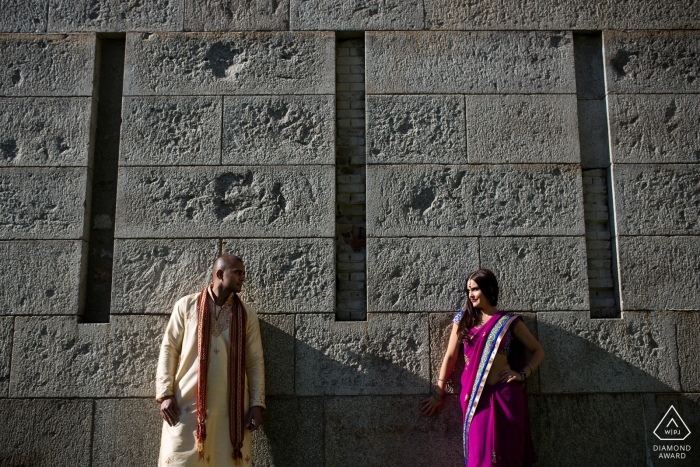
455, 311, 537, 467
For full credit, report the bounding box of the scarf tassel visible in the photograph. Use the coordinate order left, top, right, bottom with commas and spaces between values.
196, 422, 207, 459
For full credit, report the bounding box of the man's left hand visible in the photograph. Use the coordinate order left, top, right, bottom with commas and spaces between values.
246, 406, 263, 432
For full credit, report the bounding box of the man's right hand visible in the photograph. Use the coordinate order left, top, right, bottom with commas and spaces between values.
160, 396, 181, 427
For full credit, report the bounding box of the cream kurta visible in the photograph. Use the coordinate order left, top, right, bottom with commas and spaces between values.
156, 291, 265, 467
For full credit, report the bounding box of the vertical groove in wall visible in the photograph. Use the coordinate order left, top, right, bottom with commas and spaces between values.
335, 34, 367, 321
82, 37, 126, 324
574, 32, 620, 319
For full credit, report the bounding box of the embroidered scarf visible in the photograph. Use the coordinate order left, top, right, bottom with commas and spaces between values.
196, 286, 247, 460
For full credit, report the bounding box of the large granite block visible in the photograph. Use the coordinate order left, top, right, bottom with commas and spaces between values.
227, 238, 335, 313
642, 393, 700, 466
480, 237, 589, 311
223, 95, 335, 165
48, 0, 183, 32
367, 164, 584, 237
366, 95, 466, 164
367, 237, 478, 312
92, 399, 160, 467
0, 240, 85, 315
290, 0, 423, 30
0, 34, 96, 96
466, 94, 580, 164
608, 94, 700, 164
612, 164, 700, 235
114, 166, 334, 238
111, 239, 219, 315
252, 396, 324, 467
0, 97, 93, 167
295, 313, 429, 395
617, 236, 700, 311
0, 167, 88, 239
529, 394, 645, 467
366, 31, 575, 94
324, 395, 462, 467
537, 312, 680, 393
605, 1, 700, 30
124, 32, 334, 96
10, 315, 167, 397
258, 315, 294, 396
0, 0, 47, 33
577, 99, 610, 169
0, 399, 92, 467
185, 0, 289, 31
0, 317, 11, 397
677, 312, 700, 392
604, 31, 700, 94
120, 96, 222, 166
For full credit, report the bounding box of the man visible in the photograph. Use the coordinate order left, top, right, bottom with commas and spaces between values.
156, 255, 265, 466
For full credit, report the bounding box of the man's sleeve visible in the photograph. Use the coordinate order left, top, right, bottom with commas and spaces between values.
245, 307, 266, 409
155, 299, 185, 402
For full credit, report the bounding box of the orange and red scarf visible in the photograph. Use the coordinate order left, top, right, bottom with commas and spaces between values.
195, 286, 247, 460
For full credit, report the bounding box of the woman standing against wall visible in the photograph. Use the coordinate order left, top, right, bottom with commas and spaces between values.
421, 268, 544, 466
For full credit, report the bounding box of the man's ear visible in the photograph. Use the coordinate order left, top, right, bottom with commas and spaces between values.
215, 269, 223, 280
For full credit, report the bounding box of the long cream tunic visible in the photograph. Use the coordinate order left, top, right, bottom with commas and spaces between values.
156, 291, 265, 467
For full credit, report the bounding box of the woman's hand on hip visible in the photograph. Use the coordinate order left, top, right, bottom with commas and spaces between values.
498, 368, 523, 383
419, 395, 443, 417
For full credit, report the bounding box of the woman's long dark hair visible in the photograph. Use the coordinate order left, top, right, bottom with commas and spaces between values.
457, 268, 499, 342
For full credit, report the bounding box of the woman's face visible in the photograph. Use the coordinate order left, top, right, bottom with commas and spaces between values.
467, 279, 491, 309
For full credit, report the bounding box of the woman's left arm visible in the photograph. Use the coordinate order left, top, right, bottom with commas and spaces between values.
512, 320, 544, 379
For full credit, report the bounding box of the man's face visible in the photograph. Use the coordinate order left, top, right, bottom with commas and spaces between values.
220, 259, 246, 293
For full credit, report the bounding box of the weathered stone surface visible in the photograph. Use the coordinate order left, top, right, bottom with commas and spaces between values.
367, 237, 478, 312
252, 396, 324, 467
0, 317, 11, 397
92, 399, 160, 467
258, 315, 294, 396
677, 312, 700, 392
223, 95, 335, 165
613, 164, 700, 235
0, 97, 93, 166
228, 239, 335, 313
48, 0, 183, 32
366, 31, 575, 94
0, 0, 47, 33
367, 164, 584, 237
429, 313, 465, 395
617, 236, 700, 311
577, 99, 610, 169
608, 94, 700, 164
124, 32, 334, 96
529, 394, 645, 467
605, 1, 700, 30
366, 95, 466, 164
0, 240, 85, 315
466, 94, 580, 164
111, 239, 219, 315
0, 34, 95, 96
10, 315, 167, 397
481, 237, 589, 311
537, 312, 680, 392
120, 96, 222, 166
114, 166, 334, 238
642, 393, 700, 467
291, 0, 423, 30
325, 395, 462, 467
604, 31, 700, 94
0, 167, 88, 240
0, 399, 92, 467
185, 0, 289, 31
295, 313, 429, 395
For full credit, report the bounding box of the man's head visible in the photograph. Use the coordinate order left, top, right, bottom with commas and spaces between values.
212, 254, 245, 294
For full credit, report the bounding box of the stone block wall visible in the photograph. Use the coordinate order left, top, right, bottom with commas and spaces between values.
1, 3, 699, 467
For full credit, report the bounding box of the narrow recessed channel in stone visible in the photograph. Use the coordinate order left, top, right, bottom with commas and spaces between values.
335, 34, 367, 321
82, 38, 125, 323
574, 32, 620, 318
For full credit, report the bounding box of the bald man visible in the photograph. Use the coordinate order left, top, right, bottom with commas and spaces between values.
156, 255, 265, 466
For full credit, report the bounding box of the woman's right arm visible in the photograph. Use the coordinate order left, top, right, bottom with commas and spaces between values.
420, 322, 462, 417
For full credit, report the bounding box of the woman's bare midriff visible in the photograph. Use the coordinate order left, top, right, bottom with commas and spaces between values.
485, 354, 511, 386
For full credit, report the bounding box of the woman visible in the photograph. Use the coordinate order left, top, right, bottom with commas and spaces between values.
420, 268, 544, 466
